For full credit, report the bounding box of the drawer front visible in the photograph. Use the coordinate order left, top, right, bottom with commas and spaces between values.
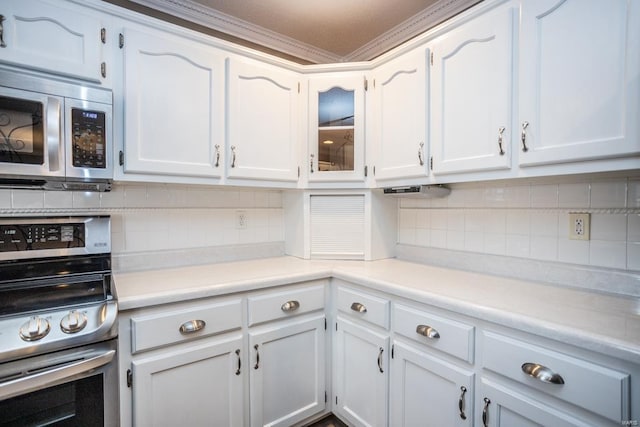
336, 286, 389, 329
394, 303, 474, 363
248, 282, 325, 326
482, 331, 630, 422
131, 299, 242, 353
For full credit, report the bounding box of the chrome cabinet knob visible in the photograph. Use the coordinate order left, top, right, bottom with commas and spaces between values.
281, 300, 300, 312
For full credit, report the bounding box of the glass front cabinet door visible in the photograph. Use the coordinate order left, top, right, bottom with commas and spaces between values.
307, 73, 366, 184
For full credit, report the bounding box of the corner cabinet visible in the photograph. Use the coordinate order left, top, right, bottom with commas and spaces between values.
371, 48, 429, 182
0, 0, 108, 83
430, 1, 515, 175
226, 57, 301, 183
117, 23, 225, 181
307, 73, 368, 185
517, 0, 640, 167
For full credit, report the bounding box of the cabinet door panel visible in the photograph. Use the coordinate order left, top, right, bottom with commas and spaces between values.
518, 0, 640, 165
227, 58, 299, 182
431, 5, 514, 174
249, 315, 326, 427
132, 335, 244, 427
390, 342, 473, 427
122, 26, 224, 178
373, 49, 428, 181
334, 316, 388, 427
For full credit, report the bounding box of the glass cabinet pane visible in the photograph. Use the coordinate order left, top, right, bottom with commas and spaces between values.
318, 87, 354, 171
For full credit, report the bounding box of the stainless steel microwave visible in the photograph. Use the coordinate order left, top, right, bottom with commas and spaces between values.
0, 69, 113, 191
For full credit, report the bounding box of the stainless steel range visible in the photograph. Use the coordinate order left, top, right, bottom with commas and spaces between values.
0, 216, 118, 426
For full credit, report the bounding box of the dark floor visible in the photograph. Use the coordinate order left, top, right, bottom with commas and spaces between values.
305, 413, 349, 427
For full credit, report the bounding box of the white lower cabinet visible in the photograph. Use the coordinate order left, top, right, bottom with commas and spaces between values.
333, 316, 389, 427
248, 315, 326, 427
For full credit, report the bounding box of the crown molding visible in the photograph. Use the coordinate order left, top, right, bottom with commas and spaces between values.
128, 0, 480, 64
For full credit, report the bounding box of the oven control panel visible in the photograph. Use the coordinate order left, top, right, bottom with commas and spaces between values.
0, 222, 84, 252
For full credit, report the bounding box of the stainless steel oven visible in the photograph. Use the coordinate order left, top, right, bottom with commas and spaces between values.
0, 216, 118, 426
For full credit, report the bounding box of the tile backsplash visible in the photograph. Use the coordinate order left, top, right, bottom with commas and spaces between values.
398, 176, 640, 271
0, 183, 285, 257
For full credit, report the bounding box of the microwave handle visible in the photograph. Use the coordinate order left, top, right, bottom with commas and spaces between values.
46, 97, 62, 172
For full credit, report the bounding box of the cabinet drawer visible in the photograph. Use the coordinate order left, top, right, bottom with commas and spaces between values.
248, 282, 325, 326
482, 331, 630, 423
393, 303, 474, 363
131, 299, 242, 353
336, 286, 389, 329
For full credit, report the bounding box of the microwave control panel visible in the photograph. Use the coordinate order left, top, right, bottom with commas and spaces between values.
71, 109, 106, 169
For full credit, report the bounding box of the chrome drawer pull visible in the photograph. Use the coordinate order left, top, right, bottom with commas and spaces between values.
482, 397, 491, 427
521, 121, 530, 152
377, 347, 384, 373
497, 126, 506, 155
254, 344, 260, 370
281, 300, 300, 312
235, 349, 241, 375
350, 302, 367, 313
458, 386, 467, 420
179, 319, 206, 334
521, 362, 565, 385
416, 324, 440, 339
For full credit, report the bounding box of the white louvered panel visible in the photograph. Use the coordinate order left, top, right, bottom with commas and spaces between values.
310, 195, 365, 259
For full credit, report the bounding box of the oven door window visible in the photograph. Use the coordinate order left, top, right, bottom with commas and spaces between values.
0, 374, 103, 427
0, 96, 45, 165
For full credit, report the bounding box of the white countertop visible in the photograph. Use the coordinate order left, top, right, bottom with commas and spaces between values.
113, 256, 640, 363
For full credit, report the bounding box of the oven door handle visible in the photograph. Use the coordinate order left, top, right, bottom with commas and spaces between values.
0, 349, 115, 401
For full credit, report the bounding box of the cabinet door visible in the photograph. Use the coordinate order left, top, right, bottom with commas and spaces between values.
226, 57, 300, 182
308, 73, 367, 183
479, 378, 593, 427
518, 0, 640, 166
131, 335, 244, 427
372, 48, 429, 181
121, 25, 224, 179
249, 315, 326, 427
0, 0, 105, 82
431, 4, 515, 174
334, 316, 388, 427
390, 342, 473, 427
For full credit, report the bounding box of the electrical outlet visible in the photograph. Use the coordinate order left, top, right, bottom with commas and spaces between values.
236, 210, 247, 229
569, 213, 590, 240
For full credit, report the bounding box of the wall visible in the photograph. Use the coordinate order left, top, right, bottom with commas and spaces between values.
0, 183, 285, 270
397, 175, 640, 272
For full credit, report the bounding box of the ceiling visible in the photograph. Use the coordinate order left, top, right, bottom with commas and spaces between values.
119, 0, 479, 64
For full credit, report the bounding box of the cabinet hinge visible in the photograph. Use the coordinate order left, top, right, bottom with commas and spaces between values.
335, 322, 338, 331
119, 150, 124, 166
373, 166, 376, 176
119, 33, 124, 49
391, 344, 394, 359
364, 165, 368, 177
325, 391, 327, 403
430, 156, 433, 171
126, 369, 133, 388
298, 166, 300, 178
100, 62, 106, 78
430, 51, 434, 66
100, 28, 106, 44
336, 396, 338, 405
364, 78, 368, 91
324, 318, 327, 330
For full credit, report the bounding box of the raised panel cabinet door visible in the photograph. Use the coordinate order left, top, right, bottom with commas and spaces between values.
226, 57, 300, 182
131, 335, 244, 427
430, 3, 515, 175
248, 315, 326, 427
308, 73, 367, 183
333, 316, 389, 427
518, 0, 640, 166
373, 48, 429, 181
122, 25, 224, 178
0, 0, 105, 82
389, 342, 474, 427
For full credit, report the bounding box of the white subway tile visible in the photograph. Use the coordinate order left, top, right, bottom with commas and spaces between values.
506, 234, 530, 258
558, 239, 590, 265
627, 243, 640, 270
628, 179, 640, 208
44, 191, 73, 209
558, 183, 590, 208
628, 214, 640, 242
465, 210, 484, 232
446, 188, 467, 207
483, 187, 507, 208
237, 191, 255, 208
399, 209, 417, 229
557, 212, 569, 238
145, 184, 171, 208
431, 211, 448, 230
72, 191, 100, 209
591, 180, 627, 208
506, 211, 530, 235
530, 212, 559, 237
123, 185, 148, 208
254, 191, 269, 208
430, 230, 447, 248
100, 186, 125, 208
484, 233, 506, 255
590, 214, 627, 241
465, 187, 484, 207
398, 228, 415, 244
415, 228, 429, 246
505, 185, 530, 208
416, 210, 430, 229
589, 240, 626, 269
485, 210, 506, 234
447, 230, 465, 250
12, 190, 44, 209
464, 231, 483, 252
447, 210, 464, 231
268, 191, 283, 208
0, 190, 11, 209
530, 184, 558, 208
530, 236, 558, 261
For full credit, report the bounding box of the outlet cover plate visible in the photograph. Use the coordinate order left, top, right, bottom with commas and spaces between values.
569, 213, 590, 240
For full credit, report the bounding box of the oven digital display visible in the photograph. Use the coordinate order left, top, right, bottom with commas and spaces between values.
0, 223, 85, 252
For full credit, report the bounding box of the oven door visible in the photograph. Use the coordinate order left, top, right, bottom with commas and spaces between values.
0, 86, 64, 179
0, 339, 118, 427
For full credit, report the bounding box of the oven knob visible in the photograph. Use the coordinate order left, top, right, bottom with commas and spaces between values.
60, 310, 88, 334
19, 316, 51, 341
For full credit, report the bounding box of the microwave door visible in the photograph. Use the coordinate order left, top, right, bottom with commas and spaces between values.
0, 88, 64, 179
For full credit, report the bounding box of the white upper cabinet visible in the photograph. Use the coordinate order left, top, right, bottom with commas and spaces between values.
307, 73, 367, 184
120, 24, 225, 180
371, 48, 429, 182
430, 2, 515, 175
226, 57, 301, 183
518, 0, 640, 166
0, 0, 107, 83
